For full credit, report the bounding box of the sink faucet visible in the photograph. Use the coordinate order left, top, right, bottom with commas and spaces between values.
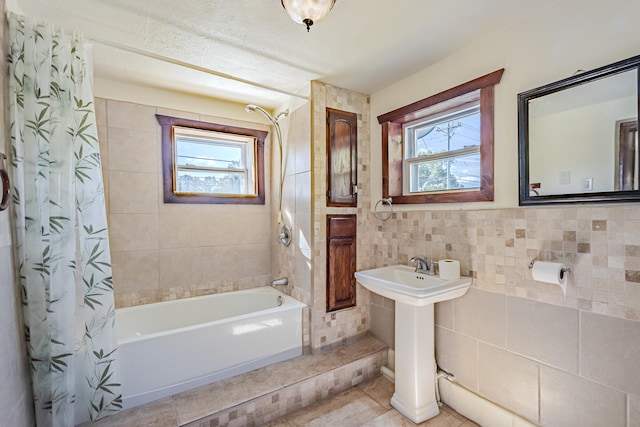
410, 257, 429, 274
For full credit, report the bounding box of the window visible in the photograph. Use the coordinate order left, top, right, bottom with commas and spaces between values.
157, 115, 267, 204
378, 69, 504, 204
404, 103, 480, 194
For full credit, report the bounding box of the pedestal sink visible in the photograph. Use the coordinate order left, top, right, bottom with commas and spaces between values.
354, 264, 472, 423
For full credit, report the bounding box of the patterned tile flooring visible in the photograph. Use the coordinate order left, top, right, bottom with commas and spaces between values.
267, 376, 479, 427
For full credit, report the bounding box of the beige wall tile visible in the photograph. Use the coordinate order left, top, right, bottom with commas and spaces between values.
478, 343, 539, 422
540, 365, 626, 427
295, 171, 311, 214
158, 212, 200, 249
294, 213, 312, 292
201, 245, 239, 282
237, 212, 271, 245
109, 171, 158, 214
435, 300, 454, 329
238, 243, 272, 278
94, 97, 107, 126
506, 296, 579, 372
292, 103, 311, 175
581, 312, 640, 395
453, 288, 506, 346
106, 100, 158, 132
196, 211, 239, 247
108, 213, 159, 251
630, 394, 640, 427
108, 127, 158, 173
369, 303, 394, 348
435, 327, 478, 392
111, 250, 160, 294
158, 248, 202, 290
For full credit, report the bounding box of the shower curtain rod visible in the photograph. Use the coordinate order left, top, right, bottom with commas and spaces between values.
86, 36, 310, 101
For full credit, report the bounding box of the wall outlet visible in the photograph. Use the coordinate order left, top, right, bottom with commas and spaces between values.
559, 171, 570, 185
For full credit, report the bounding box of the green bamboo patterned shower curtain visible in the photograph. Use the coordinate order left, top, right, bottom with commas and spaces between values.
8, 14, 121, 425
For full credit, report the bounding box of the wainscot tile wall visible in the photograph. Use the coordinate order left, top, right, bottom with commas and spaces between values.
363, 206, 640, 426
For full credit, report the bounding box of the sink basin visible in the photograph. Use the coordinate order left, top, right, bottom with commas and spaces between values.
354, 264, 472, 306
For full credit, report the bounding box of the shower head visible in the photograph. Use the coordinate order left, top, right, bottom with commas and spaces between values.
244, 104, 288, 125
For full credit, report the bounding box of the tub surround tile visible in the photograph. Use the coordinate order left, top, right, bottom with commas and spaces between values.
108, 171, 158, 214
106, 100, 159, 132
108, 213, 159, 251
107, 127, 158, 174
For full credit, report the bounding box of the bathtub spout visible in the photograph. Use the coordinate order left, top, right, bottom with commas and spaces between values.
271, 278, 289, 288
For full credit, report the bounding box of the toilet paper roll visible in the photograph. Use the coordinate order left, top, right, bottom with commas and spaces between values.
439, 259, 460, 280
531, 261, 567, 295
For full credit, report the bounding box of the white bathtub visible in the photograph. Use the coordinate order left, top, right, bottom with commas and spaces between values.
116, 286, 306, 409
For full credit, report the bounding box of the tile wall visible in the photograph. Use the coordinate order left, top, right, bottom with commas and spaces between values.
95, 99, 274, 307
272, 102, 313, 347
363, 206, 640, 426
0, 8, 35, 425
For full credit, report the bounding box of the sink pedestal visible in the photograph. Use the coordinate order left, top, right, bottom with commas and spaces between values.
391, 302, 439, 423
353, 265, 472, 423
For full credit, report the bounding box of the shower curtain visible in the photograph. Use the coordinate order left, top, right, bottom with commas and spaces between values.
8, 14, 121, 425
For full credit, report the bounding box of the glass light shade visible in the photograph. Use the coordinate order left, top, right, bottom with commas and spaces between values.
280, 0, 336, 31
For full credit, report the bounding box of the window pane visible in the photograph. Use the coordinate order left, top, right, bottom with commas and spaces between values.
411, 110, 480, 157
176, 139, 244, 169
176, 169, 247, 195
409, 153, 480, 192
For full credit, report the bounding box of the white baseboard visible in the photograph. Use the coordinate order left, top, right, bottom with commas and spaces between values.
437, 377, 538, 427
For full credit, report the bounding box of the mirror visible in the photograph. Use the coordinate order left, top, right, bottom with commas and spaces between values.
518, 55, 640, 205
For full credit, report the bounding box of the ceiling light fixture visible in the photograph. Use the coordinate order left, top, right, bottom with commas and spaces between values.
280, 0, 336, 32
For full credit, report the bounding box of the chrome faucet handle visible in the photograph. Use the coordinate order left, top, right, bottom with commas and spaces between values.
410, 256, 429, 273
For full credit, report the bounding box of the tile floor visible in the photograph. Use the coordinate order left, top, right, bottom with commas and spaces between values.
266, 375, 479, 427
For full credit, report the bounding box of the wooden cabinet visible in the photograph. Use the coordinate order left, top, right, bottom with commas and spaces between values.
326, 108, 357, 207
326, 215, 356, 312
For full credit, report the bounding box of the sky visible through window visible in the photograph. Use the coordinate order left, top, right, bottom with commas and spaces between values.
414, 111, 480, 189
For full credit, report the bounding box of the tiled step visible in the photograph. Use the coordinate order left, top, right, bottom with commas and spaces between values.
85, 334, 388, 427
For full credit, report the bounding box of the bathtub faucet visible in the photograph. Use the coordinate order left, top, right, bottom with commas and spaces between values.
271, 277, 289, 288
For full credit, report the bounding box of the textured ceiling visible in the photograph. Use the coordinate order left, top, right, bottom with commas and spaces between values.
13, 0, 563, 108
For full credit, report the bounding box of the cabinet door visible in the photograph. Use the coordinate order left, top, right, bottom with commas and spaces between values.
327, 108, 357, 207
327, 215, 356, 312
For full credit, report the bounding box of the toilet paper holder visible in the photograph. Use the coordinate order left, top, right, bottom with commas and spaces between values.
528, 258, 571, 275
